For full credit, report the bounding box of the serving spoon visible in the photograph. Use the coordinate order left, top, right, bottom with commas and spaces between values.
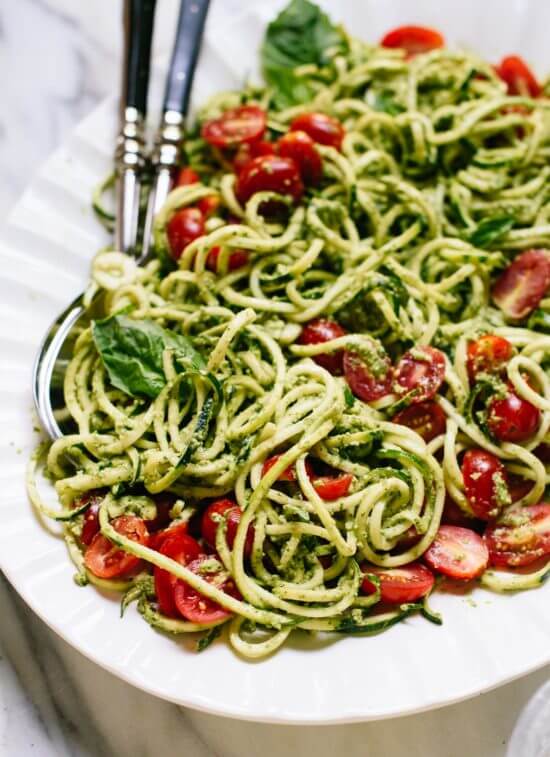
32, 0, 210, 440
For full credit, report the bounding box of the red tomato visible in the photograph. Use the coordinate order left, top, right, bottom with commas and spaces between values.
484, 504, 550, 567
343, 350, 393, 403
153, 533, 203, 617
496, 55, 542, 97
277, 130, 323, 185
173, 557, 239, 623
535, 443, 550, 464
394, 346, 446, 404
297, 319, 347, 375
393, 400, 446, 442
174, 167, 220, 217
201, 499, 254, 557
488, 387, 540, 442
462, 449, 509, 520
235, 155, 303, 205
84, 516, 149, 579
466, 335, 513, 382
492, 249, 550, 319
75, 491, 105, 546
206, 246, 249, 272
313, 473, 353, 501
201, 105, 267, 148
424, 525, 489, 580
175, 166, 200, 186
508, 475, 533, 503
167, 207, 205, 260
289, 113, 345, 150
233, 140, 275, 172
149, 521, 189, 552
145, 493, 176, 532
441, 496, 483, 530
361, 562, 435, 603
381, 25, 444, 56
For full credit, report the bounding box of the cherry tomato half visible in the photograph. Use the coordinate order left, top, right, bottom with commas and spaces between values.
492, 249, 550, 320
466, 335, 513, 382
277, 130, 323, 185
261, 454, 315, 482
201, 105, 267, 148
496, 55, 541, 98
343, 350, 393, 403
149, 521, 189, 553
167, 207, 205, 260
484, 504, 550, 567
441, 496, 483, 531
423, 525, 489, 580
297, 319, 347, 375
201, 499, 254, 557
235, 154, 303, 206
381, 25, 445, 56
173, 557, 239, 623
361, 562, 435, 604
75, 491, 105, 546
233, 140, 275, 172
153, 533, 203, 617
313, 473, 353, 501
84, 515, 149, 579
488, 387, 540, 443
462, 449, 509, 520
206, 246, 249, 273
393, 400, 446, 442
290, 113, 345, 150
394, 346, 446, 404
175, 167, 220, 217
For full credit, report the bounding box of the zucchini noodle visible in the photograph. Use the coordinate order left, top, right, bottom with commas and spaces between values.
28, 8, 550, 659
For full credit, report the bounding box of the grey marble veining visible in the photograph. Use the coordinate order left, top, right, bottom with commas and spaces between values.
1, 1, 549, 755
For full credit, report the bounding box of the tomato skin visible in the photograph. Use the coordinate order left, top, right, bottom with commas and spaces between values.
535, 443, 550, 464
201, 499, 254, 557
496, 55, 541, 97
173, 557, 240, 623
466, 335, 513, 382
289, 113, 345, 150
75, 491, 105, 546
361, 562, 435, 604
343, 350, 393, 403
84, 516, 149, 579
206, 246, 249, 272
166, 207, 205, 260
297, 319, 347, 375
201, 105, 267, 148
462, 449, 509, 520
484, 504, 550, 567
149, 521, 189, 552
381, 25, 444, 56
492, 249, 550, 319
393, 400, 446, 442
233, 140, 275, 172
261, 454, 315, 482
394, 346, 446, 404
424, 526, 489, 580
235, 155, 303, 205
277, 130, 323, 185
174, 167, 220, 217
441, 496, 483, 531
313, 473, 353, 501
153, 533, 203, 617
488, 388, 540, 443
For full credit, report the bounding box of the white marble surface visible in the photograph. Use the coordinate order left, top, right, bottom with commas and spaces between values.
1, 1, 549, 755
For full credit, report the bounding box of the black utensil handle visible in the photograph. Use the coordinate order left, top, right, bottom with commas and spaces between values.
163, 0, 211, 115
122, 0, 157, 115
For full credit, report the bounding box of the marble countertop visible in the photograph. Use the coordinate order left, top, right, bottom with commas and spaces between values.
1, 2, 548, 755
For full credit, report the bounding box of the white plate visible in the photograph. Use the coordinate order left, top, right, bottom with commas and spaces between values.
1, 0, 549, 725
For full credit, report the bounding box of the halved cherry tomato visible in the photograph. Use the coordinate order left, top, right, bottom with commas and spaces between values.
496, 55, 541, 97
441, 496, 483, 531
290, 113, 345, 151
488, 387, 540, 442
394, 346, 446, 404
201, 105, 267, 148
236, 155, 303, 205
261, 454, 315, 482
313, 473, 353, 501
75, 491, 105, 546
484, 504, 550, 567
206, 246, 249, 272
343, 350, 393, 403
297, 319, 347, 375
233, 140, 275, 172
153, 533, 203, 617
167, 207, 205, 260
84, 515, 149, 579
173, 557, 240, 623
492, 249, 550, 319
424, 525, 489, 580
381, 25, 444, 56
277, 130, 323, 185
149, 521, 189, 552
175, 166, 200, 186
462, 449, 509, 520
393, 400, 446, 442
361, 562, 435, 603
174, 167, 220, 217
508, 475, 533, 503
466, 335, 513, 382
201, 499, 254, 557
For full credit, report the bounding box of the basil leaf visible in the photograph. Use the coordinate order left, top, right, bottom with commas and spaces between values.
371, 92, 405, 116
467, 215, 515, 249
92, 315, 204, 399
